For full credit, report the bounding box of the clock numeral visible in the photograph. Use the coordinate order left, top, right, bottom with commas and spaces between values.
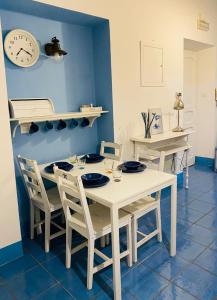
14, 37, 17, 40
29, 43, 32, 46
10, 41, 14, 44
18, 35, 23, 39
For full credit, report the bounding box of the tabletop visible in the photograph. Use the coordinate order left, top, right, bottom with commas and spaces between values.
130, 130, 194, 144
39, 160, 176, 208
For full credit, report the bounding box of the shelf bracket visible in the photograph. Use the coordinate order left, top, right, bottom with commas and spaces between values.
88, 115, 100, 127
11, 122, 19, 138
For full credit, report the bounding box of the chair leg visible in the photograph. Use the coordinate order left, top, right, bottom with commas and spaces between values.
87, 238, 95, 290
61, 211, 65, 224
132, 217, 138, 263
127, 221, 133, 267
45, 212, 51, 253
100, 236, 106, 248
156, 205, 162, 242
30, 202, 35, 240
66, 224, 72, 269
105, 234, 110, 245
35, 208, 42, 235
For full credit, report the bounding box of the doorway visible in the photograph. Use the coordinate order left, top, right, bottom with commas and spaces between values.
183, 38, 216, 165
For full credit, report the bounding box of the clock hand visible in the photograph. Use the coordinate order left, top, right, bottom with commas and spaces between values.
22, 49, 32, 57
16, 48, 23, 56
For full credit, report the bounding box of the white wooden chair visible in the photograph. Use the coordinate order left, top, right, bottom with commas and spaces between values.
54, 167, 132, 290
123, 196, 162, 263
123, 155, 162, 263
100, 141, 122, 246
100, 141, 122, 161
17, 155, 65, 253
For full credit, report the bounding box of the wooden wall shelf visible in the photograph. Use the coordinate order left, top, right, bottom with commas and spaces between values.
10, 111, 108, 138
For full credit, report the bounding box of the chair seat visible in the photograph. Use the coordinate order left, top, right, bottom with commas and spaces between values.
123, 196, 158, 215
33, 187, 62, 211
70, 203, 131, 238
47, 187, 62, 211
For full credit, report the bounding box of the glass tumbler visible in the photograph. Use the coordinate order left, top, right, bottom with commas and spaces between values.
112, 169, 122, 182
78, 157, 86, 169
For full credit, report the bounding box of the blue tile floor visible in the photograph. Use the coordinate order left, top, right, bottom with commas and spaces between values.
1, 164, 217, 299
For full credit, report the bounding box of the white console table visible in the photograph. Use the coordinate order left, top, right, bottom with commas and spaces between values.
131, 130, 194, 189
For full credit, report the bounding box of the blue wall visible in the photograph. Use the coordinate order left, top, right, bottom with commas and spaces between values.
0, 8, 114, 237
93, 22, 114, 143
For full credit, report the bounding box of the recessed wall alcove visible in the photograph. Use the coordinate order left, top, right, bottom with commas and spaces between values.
0, 0, 114, 237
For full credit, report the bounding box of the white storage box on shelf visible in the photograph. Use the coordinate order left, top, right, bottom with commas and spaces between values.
80, 106, 103, 112
9, 98, 108, 137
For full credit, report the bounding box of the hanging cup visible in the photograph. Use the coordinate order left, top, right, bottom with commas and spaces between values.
80, 118, 90, 127
45, 120, 53, 130
57, 119, 67, 130
70, 119, 79, 129
29, 122, 39, 134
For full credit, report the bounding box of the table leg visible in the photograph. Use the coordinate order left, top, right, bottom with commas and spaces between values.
170, 179, 177, 256
133, 142, 136, 159
185, 149, 189, 189
111, 206, 122, 300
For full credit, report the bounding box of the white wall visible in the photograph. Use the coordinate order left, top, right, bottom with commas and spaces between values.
2, 0, 217, 251
195, 47, 217, 158
36, 0, 217, 159
0, 21, 21, 249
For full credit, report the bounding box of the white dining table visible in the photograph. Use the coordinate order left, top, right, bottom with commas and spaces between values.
39, 160, 177, 300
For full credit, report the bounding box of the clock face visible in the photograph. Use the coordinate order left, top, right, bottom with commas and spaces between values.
4, 29, 40, 67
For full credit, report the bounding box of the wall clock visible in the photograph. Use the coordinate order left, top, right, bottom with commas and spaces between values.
4, 29, 40, 68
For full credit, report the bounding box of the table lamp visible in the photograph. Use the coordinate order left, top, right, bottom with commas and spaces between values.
172, 92, 184, 132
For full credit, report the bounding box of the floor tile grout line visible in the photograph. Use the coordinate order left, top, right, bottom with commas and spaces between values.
148, 256, 191, 282
176, 230, 216, 248
31, 282, 76, 300
30, 282, 59, 299
172, 277, 202, 300
102, 241, 165, 283
0, 262, 40, 286
193, 259, 217, 278
172, 281, 200, 300
31, 249, 89, 300
152, 275, 200, 300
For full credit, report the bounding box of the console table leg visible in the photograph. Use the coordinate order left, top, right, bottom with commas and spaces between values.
185, 150, 189, 189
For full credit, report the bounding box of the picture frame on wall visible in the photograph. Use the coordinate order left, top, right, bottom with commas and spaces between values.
148, 108, 163, 134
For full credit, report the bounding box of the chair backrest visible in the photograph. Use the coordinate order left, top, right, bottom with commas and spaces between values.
100, 141, 122, 161
17, 155, 50, 209
54, 167, 94, 238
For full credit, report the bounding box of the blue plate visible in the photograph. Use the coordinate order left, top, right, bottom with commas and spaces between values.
45, 161, 73, 174
123, 161, 142, 170
82, 175, 109, 188
82, 154, 105, 163
82, 173, 104, 183
118, 163, 146, 173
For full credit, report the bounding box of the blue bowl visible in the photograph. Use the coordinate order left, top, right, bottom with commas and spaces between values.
83, 154, 105, 163
82, 173, 103, 183
123, 161, 142, 170
45, 161, 73, 174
